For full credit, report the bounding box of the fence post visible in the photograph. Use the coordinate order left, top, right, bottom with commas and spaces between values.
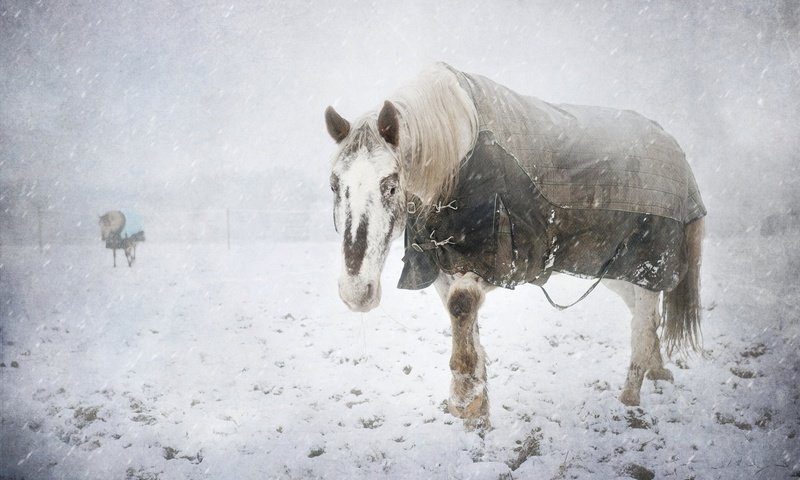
226, 208, 231, 250
37, 207, 43, 253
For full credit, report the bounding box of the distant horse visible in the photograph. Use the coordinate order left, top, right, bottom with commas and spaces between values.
325, 63, 706, 430
99, 210, 145, 267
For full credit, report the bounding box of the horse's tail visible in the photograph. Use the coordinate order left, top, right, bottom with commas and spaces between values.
661, 217, 705, 357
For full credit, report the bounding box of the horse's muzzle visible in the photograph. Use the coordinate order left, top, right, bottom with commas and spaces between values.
338, 276, 381, 312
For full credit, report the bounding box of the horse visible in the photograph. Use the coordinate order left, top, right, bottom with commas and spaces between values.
99, 210, 145, 267
325, 63, 706, 430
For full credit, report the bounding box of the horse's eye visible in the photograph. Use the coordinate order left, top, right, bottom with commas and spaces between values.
381, 173, 400, 198
330, 176, 340, 194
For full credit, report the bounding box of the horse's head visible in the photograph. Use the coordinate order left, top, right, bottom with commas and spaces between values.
99, 211, 123, 242
326, 102, 407, 312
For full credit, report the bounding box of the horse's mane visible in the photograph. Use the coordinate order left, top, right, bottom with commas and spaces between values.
390, 64, 479, 206
333, 65, 478, 206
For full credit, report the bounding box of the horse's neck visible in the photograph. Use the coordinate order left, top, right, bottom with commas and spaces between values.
111, 212, 125, 233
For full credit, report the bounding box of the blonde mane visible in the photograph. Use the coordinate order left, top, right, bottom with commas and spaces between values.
390, 64, 479, 206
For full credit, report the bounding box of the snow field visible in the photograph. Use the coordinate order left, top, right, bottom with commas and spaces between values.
1, 236, 798, 479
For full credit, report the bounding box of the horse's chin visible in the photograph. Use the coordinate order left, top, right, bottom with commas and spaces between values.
344, 300, 379, 313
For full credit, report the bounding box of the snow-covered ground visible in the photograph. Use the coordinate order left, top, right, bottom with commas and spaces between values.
1, 234, 798, 479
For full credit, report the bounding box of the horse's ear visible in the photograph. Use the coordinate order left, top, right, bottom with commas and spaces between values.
377, 100, 400, 147
325, 106, 350, 143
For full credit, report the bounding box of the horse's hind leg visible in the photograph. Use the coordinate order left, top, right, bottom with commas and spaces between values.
604, 281, 671, 406
434, 272, 492, 430
125, 244, 135, 267
113, 248, 117, 268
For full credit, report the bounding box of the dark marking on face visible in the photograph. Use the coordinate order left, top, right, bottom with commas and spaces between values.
330, 175, 340, 195
380, 213, 396, 256
379, 173, 399, 209
330, 175, 341, 232
344, 212, 369, 276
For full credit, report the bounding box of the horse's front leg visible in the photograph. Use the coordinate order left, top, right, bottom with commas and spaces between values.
434, 272, 492, 430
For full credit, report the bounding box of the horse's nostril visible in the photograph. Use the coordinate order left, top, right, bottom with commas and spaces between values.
365, 282, 373, 298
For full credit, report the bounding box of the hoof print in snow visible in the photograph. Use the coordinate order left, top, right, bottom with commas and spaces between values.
741, 343, 767, 358
10, 361, 19, 368
345, 389, 367, 408
715, 412, 752, 430
163, 446, 180, 460
617, 462, 655, 480
126, 467, 161, 480
345, 398, 368, 408
73, 405, 102, 429
674, 358, 690, 370
589, 379, 611, 392
132, 414, 158, 425
402, 364, 412, 375
625, 409, 652, 430
507, 428, 542, 471
308, 447, 325, 458
255, 385, 284, 396
755, 410, 773, 428
163, 447, 204, 464
730, 366, 759, 379
359, 415, 384, 429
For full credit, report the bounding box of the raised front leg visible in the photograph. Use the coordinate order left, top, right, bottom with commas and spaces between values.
434, 272, 492, 430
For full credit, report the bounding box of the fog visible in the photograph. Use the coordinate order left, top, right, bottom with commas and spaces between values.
2, 3, 800, 477
1, 1, 798, 242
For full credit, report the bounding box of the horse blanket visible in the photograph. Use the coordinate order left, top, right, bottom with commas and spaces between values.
120, 210, 145, 240
398, 66, 706, 292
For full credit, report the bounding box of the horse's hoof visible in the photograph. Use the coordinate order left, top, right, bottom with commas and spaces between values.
448, 390, 489, 421
464, 414, 492, 433
646, 367, 674, 382
449, 396, 491, 432
619, 389, 640, 406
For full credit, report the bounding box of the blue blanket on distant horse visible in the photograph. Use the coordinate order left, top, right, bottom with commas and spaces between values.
120, 210, 145, 239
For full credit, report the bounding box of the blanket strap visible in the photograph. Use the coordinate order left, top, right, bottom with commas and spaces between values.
537, 228, 634, 311
537, 276, 606, 311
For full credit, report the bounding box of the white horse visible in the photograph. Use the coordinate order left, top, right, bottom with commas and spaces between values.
325, 63, 705, 430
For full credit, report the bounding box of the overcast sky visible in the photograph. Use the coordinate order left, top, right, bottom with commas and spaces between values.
1, 0, 798, 239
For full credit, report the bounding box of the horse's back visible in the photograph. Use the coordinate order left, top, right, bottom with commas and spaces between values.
458, 70, 705, 224
546, 103, 705, 224
119, 210, 145, 240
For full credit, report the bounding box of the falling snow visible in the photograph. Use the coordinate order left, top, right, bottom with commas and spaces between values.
1, 0, 799, 479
